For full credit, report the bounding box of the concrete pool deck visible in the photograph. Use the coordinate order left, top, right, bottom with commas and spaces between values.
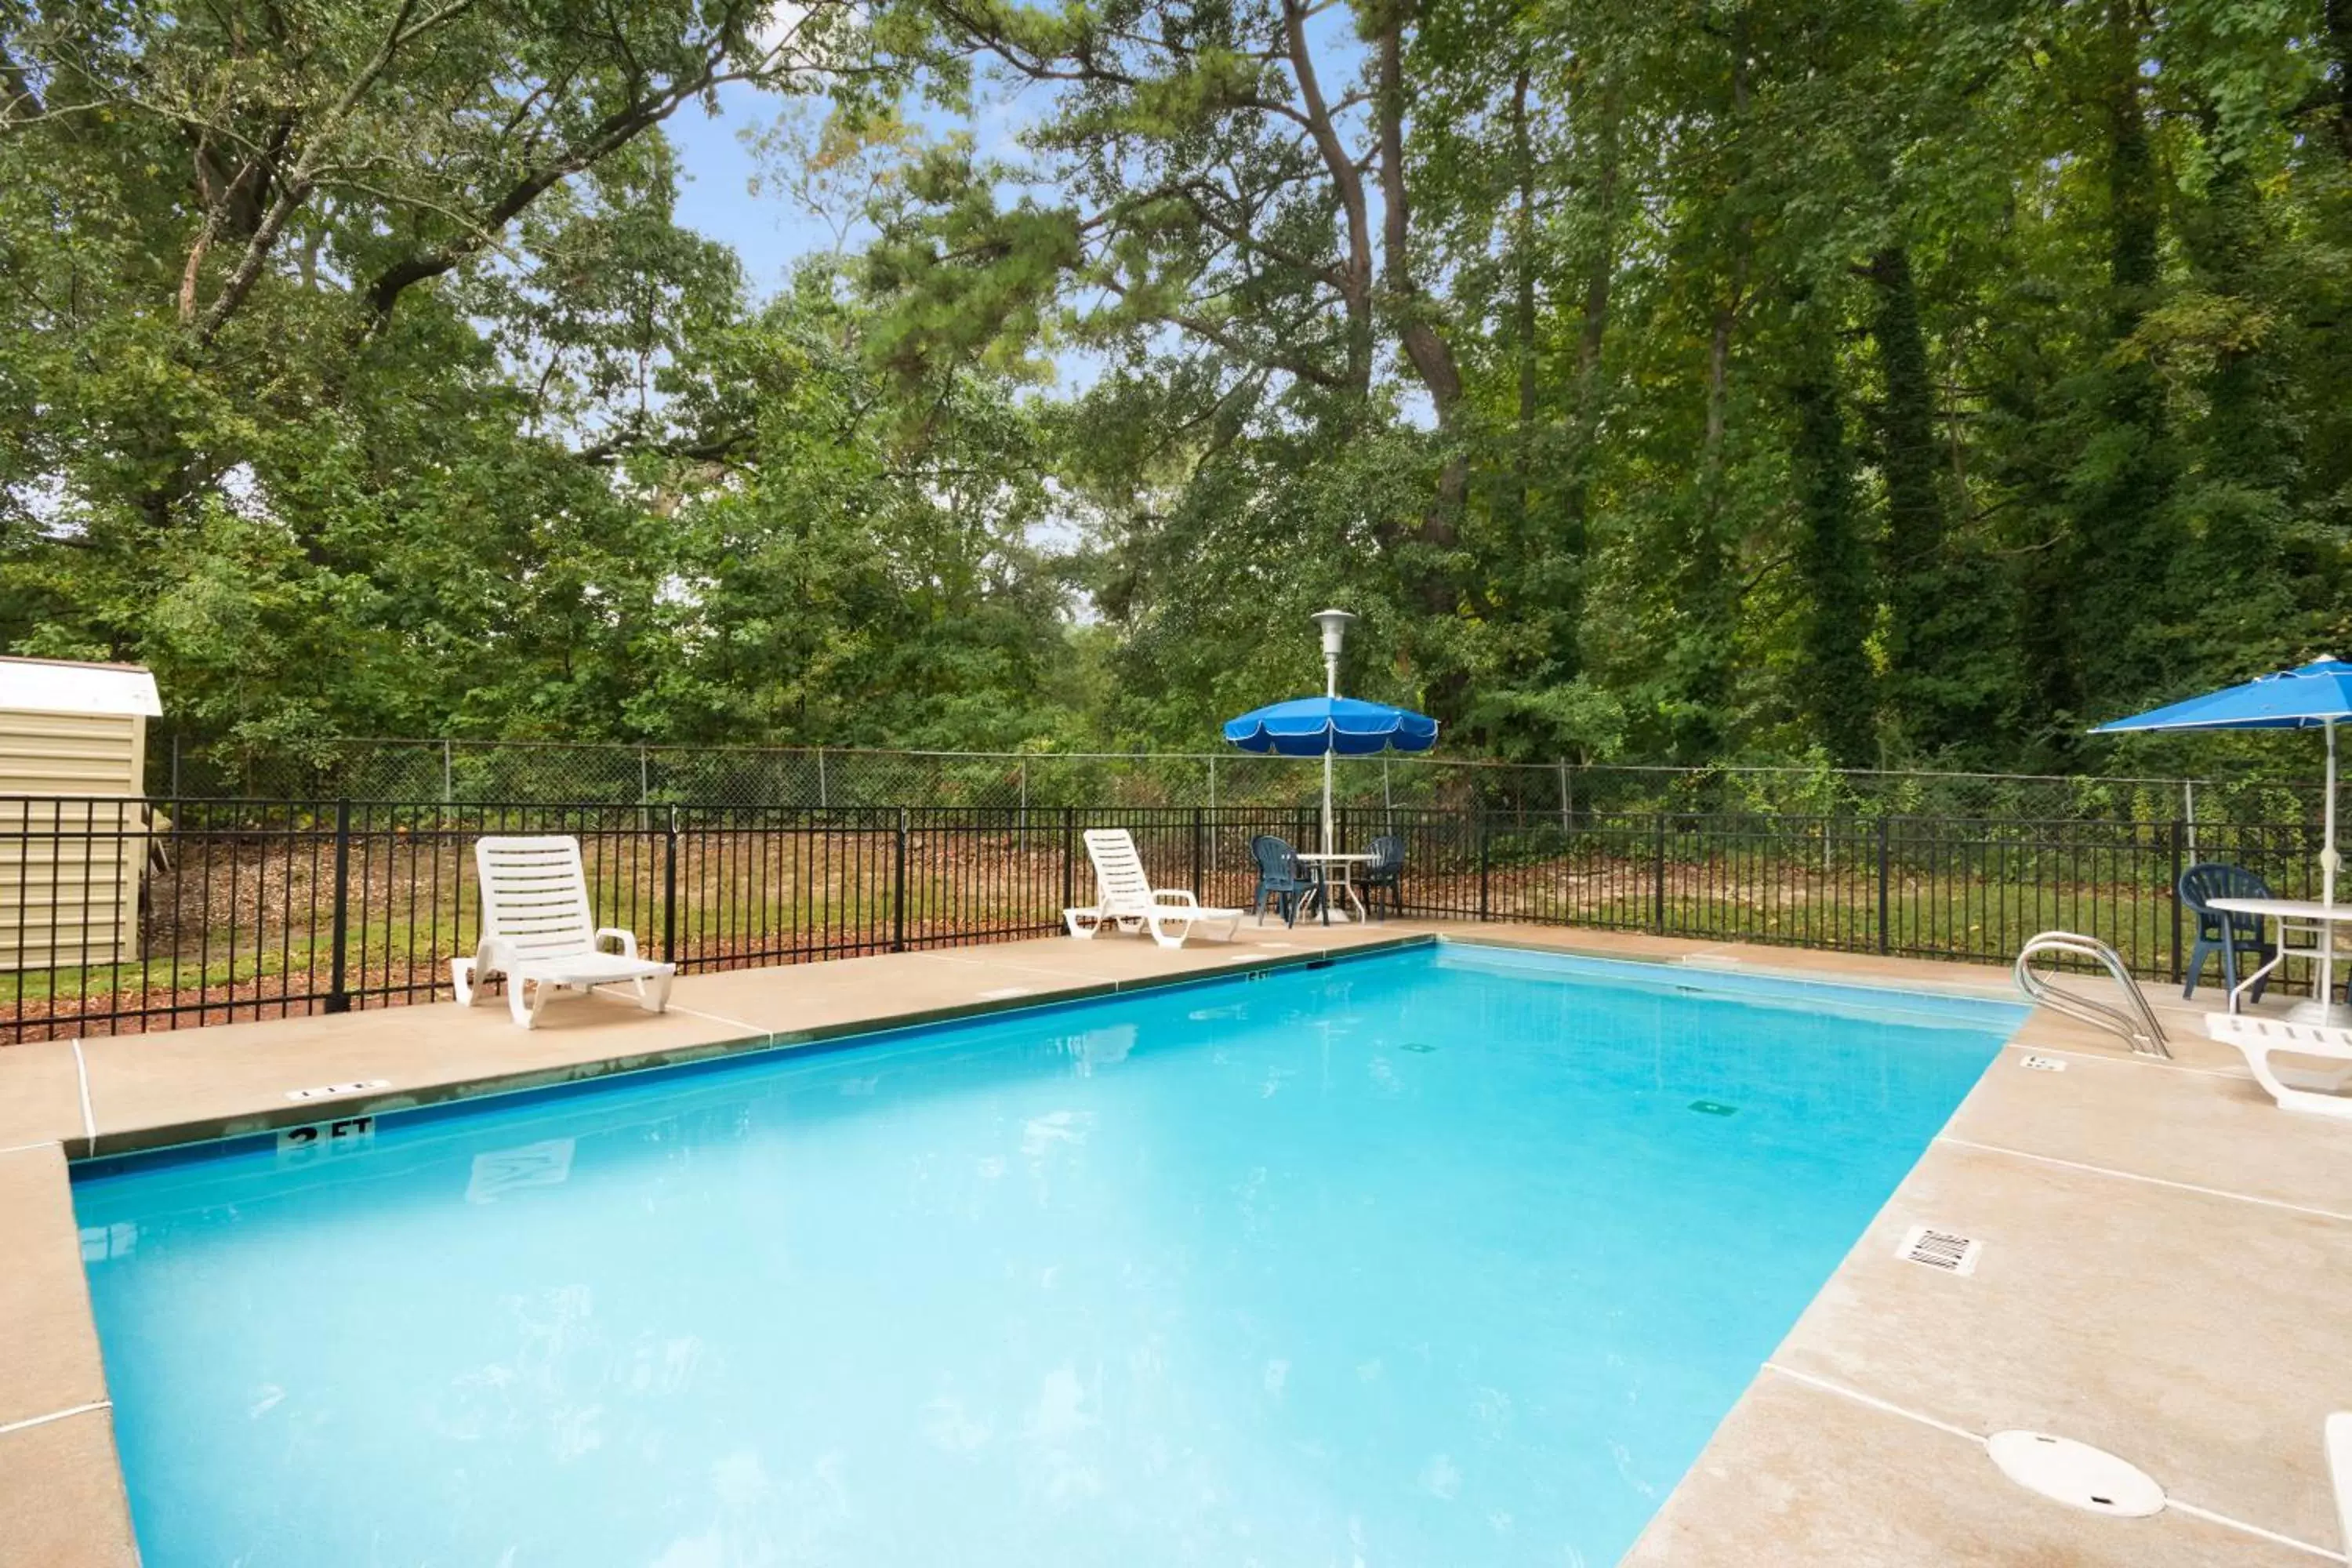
2, 921, 2347, 1564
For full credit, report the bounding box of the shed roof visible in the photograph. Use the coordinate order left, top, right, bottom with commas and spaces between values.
0, 656, 163, 717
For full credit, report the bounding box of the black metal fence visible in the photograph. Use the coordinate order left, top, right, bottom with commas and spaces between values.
1, 795, 2332, 1043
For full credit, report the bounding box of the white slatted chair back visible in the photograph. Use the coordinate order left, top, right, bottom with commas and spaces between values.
1083, 829, 1156, 915
475, 836, 601, 963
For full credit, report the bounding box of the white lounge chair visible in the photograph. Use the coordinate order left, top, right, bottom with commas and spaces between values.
2202, 1012, 2352, 1118
1063, 828, 1243, 949
452, 835, 675, 1028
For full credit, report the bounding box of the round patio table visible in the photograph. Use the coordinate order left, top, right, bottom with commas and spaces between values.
1293, 851, 1374, 924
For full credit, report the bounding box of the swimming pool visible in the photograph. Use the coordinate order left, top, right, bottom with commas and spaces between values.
74, 942, 2024, 1566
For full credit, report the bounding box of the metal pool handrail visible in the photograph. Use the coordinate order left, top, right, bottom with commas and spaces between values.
2013, 931, 2172, 1058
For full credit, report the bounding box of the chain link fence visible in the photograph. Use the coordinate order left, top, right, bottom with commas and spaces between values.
152, 735, 2323, 831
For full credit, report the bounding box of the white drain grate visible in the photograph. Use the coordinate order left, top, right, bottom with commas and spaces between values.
2019, 1054, 2067, 1073
1896, 1225, 1981, 1276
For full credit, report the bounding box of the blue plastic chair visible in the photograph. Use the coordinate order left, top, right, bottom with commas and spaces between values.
1357, 834, 1406, 919
2177, 863, 2274, 1002
1250, 835, 1316, 927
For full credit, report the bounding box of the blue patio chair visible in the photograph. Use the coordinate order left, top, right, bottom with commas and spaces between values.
1358, 834, 1406, 919
1250, 835, 1316, 927
2178, 862, 2274, 1003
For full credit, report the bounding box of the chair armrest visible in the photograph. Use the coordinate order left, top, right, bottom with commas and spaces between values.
594, 927, 642, 958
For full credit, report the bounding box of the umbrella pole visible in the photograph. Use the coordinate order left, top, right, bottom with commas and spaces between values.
2327, 719, 2339, 907
1323, 750, 1334, 860
2324, 720, 2339, 1015
1327, 630, 1345, 865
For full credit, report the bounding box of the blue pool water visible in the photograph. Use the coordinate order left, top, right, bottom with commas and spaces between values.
74, 944, 2023, 1566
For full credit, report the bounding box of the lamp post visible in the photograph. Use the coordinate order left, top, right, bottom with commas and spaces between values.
1311, 609, 1355, 858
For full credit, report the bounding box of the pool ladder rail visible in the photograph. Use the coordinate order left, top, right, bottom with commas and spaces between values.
2013, 931, 2172, 1059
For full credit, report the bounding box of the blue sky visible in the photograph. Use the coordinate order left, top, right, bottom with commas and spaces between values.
664, 82, 838, 294
661, 74, 1050, 293
662, 74, 1101, 398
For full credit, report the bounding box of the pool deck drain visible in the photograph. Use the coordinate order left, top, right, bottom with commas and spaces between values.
3, 919, 2349, 1565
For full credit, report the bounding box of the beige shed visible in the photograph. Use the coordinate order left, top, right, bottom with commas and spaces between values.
0, 657, 164, 972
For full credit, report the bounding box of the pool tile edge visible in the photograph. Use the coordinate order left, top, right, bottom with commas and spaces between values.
1438, 928, 2020, 1001
78, 931, 1436, 1160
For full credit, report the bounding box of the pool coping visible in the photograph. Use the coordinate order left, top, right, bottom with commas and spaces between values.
8, 921, 2350, 1566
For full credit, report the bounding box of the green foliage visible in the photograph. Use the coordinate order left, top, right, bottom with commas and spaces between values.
5, 0, 2350, 783
866, 0, 2352, 772
2, 0, 1083, 758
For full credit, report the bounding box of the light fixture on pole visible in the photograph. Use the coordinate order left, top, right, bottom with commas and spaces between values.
1310, 610, 1355, 856
1312, 608, 1355, 698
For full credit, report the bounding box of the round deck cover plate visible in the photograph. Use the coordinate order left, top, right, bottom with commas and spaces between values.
1986, 1430, 2165, 1517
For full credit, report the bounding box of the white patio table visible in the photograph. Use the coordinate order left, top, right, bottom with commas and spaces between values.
2208, 895, 2351, 1025
1294, 851, 1375, 924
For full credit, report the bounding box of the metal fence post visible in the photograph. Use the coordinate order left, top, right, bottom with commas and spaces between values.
1191, 807, 1204, 898
893, 807, 909, 952
1476, 805, 1490, 920
325, 797, 351, 1013
2169, 818, 2186, 983
1652, 812, 1667, 933
170, 733, 181, 797
662, 805, 678, 963
441, 739, 453, 804
1062, 806, 1076, 917
1876, 815, 1893, 955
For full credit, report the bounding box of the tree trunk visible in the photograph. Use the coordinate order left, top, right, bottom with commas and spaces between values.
1372, 1, 1470, 639
2063, 0, 2177, 719
1670, 10, 1751, 763
2326, 0, 2352, 158
1543, 80, 1621, 689
1508, 64, 1538, 536
1869, 246, 1951, 742
1787, 332, 1877, 765
1281, 0, 1377, 394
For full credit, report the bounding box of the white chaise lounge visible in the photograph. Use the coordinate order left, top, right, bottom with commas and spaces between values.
452, 835, 676, 1029
2202, 1012, 2352, 1119
1064, 828, 1243, 950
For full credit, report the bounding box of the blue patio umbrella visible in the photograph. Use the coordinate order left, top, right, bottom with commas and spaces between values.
2095, 657, 2352, 1007
1222, 610, 1440, 865
1220, 695, 1443, 757
1223, 696, 1439, 863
